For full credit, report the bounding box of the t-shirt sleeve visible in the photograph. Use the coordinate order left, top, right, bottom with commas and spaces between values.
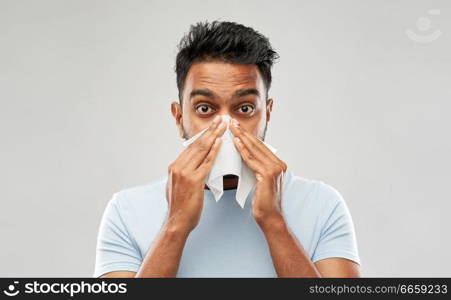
93, 192, 142, 277
311, 183, 361, 265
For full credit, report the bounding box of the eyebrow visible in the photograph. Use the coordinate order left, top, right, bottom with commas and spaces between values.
189, 88, 260, 100
189, 89, 215, 99
235, 88, 260, 97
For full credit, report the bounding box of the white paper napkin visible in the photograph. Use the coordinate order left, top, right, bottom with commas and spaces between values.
182, 115, 277, 208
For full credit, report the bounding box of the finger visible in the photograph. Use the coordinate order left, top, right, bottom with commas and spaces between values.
230, 118, 271, 155
230, 118, 286, 171
185, 117, 227, 169
229, 119, 270, 165
197, 137, 222, 175
195, 117, 227, 147
174, 117, 220, 170
233, 137, 267, 178
184, 115, 221, 152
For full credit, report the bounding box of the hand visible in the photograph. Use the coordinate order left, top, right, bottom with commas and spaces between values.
166, 115, 226, 233
229, 118, 287, 227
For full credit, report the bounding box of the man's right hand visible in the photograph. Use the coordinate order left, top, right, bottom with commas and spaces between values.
116, 115, 226, 278
165, 115, 226, 233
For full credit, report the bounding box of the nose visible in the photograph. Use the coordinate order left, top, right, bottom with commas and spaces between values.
216, 107, 234, 118
219, 114, 231, 124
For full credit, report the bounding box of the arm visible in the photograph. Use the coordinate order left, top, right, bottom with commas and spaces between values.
100, 221, 360, 278
258, 215, 360, 277
100, 203, 192, 278
134, 221, 190, 277
314, 257, 361, 277
229, 118, 360, 278
100, 116, 226, 278
258, 215, 321, 277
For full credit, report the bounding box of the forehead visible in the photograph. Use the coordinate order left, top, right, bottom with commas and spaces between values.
183, 61, 265, 96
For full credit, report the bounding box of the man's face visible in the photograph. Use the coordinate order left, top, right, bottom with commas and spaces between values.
171, 61, 273, 141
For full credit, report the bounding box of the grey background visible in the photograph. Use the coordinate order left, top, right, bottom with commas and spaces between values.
1, 0, 450, 277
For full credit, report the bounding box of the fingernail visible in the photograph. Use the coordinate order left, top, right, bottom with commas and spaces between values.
231, 118, 239, 127
213, 115, 221, 124
218, 120, 226, 129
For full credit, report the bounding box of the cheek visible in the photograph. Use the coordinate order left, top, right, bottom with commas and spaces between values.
254, 112, 268, 136
241, 116, 265, 136
182, 112, 211, 137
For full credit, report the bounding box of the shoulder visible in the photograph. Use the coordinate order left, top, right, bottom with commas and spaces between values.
281, 171, 356, 256
110, 176, 168, 216
282, 170, 346, 214
115, 176, 167, 200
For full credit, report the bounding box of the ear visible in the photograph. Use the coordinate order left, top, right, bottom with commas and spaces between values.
171, 101, 184, 138
266, 98, 273, 122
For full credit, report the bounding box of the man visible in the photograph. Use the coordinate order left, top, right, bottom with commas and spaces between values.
93, 21, 361, 277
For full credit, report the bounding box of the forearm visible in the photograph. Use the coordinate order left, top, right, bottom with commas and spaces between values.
258, 215, 321, 278
135, 220, 190, 278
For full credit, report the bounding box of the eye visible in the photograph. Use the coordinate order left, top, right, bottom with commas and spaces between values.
237, 104, 255, 115
195, 104, 215, 115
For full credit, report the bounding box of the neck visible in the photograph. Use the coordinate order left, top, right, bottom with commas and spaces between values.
204, 175, 238, 190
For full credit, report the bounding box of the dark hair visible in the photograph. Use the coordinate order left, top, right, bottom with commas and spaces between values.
175, 20, 279, 102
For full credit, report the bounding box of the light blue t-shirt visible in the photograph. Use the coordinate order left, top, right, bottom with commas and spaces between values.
93, 170, 360, 277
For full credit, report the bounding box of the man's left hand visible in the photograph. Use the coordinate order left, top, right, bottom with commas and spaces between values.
229, 118, 287, 228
